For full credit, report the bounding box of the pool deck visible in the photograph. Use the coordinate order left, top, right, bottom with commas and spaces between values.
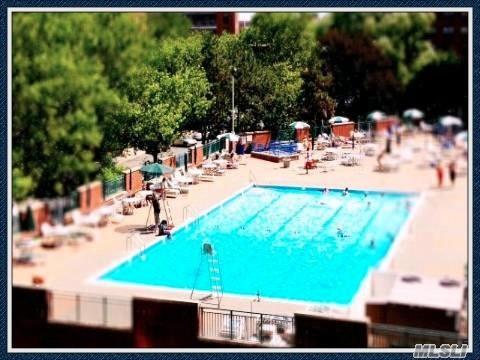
12, 133, 468, 319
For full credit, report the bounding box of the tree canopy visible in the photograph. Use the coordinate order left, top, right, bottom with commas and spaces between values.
12, 12, 467, 201
319, 12, 441, 85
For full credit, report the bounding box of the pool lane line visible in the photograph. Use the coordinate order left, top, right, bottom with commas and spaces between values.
350, 203, 384, 246
230, 194, 283, 232
307, 201, 346, 240
269, 199, 313, 236
255, 183, 418, 197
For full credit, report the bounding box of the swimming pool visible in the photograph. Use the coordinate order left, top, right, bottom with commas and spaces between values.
99, 185, 417, 305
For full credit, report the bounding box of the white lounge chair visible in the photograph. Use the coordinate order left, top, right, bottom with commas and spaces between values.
13, 246, 44, 265
175, 169, 195, 185
199, 173, 215, 182
167, 178, 189, 194
238, 155, 247, 165
99, 202, 124, 224
72, 210, 102, 227
376, 158, 399, 172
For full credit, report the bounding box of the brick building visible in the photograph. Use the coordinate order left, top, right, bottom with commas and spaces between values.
431, 12, 468, 59
185, 12, 239, 35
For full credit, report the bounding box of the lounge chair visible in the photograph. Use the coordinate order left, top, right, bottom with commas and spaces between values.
13, 246, 44, 265
72, 210, 103, 227
376, 158, 399, 172
238, 155, 247, 165
175, 169, 195, 185
41, 222, 71, 238
199, 173, 215, 182
102, 201, 124, 224
167, 179, 189, 194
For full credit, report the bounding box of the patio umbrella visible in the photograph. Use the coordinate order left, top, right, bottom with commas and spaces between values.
403, 109, 424, 120
289, 121, 311, 129
328, 116, 349, 125
367, 111, 386, 122
140, 163, 174, 177
455, 131, 467, 144
12, 203, 20, 234
439, 116, 462, 128
217, 132, 240, 142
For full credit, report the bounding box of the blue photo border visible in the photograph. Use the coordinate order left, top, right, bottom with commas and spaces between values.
1, 1, 477, 358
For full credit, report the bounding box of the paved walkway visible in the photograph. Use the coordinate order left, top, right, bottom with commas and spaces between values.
12, 133, 468, 319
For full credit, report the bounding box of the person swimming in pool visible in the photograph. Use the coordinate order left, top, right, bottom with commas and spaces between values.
405, 199, 412, 212
342, 187, 349, 196
337, 227, 349, 238
369, 239, 375, 249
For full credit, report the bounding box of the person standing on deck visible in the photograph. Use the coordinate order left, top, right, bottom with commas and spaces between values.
385, 126, 393, 154
448, 160, 457, 187
436, 162, 444, 188
150, 191, 161, 236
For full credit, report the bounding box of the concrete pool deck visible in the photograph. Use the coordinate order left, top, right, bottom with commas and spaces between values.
12, 133, 468, 319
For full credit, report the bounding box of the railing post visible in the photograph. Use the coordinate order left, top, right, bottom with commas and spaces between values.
230, 310, 234, 340
260, 314, 263, 343
103, 297, 108, 326
76, 294, 81, 322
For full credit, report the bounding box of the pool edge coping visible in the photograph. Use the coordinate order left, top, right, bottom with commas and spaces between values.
88, 182, 421, 314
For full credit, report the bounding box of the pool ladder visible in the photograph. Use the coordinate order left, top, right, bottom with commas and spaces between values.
162, 196, 174, 228
190, 242, 223, 306
183, 205, 199, 229
249, 170, 257, 184
125, 230, 147, 255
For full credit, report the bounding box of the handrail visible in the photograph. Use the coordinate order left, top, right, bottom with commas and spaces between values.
183, 204, 198, 222
125, 230, 147, 254
249, 170, 257, 183
200, 306, 293, 319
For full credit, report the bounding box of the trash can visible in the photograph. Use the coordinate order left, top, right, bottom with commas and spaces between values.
283, 158, 291, 168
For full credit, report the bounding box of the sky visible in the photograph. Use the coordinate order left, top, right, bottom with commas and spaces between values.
238, 12, 329, 22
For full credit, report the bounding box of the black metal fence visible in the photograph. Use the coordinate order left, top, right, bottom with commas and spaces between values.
370, 323, 467, 348
203, 139, 222, 159
199, 307, 295, 347
103, 176, 126, 198
175, 152, 188, 169
48, 291, 132, 329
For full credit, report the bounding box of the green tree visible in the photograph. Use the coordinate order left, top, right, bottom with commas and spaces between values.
198, 15, 313, 140
241, 13, 316, 68
405, 54, 467, 121
298, 51, 337, 139
146, 13, 191, 40
322, 12, 439, 85
12, 13, 121, 199
117, 36, 212, 161
319, 30, 401, 120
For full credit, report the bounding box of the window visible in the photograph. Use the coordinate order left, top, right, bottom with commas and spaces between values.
442, 26, 455, 34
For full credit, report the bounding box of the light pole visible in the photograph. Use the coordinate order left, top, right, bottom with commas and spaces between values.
231, 67, 237, 134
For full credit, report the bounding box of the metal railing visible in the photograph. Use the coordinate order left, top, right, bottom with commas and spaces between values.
199, 307, 295, 347
103, 176, 126, 197
48, 291, 132, 329
203, 139, 221, 159
175, 152, 188, 169
370, 323, 467, 348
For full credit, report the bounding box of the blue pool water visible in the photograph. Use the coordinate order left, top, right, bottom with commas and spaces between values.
100, 185, 417, 305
